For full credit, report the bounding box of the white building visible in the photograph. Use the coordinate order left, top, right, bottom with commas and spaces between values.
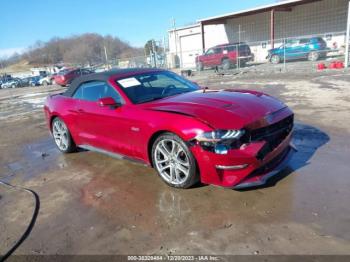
168, 0, 349, 68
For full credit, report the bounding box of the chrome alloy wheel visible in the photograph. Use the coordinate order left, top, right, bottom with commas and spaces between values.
154, 139, 190, 185
52, 119, 69, 151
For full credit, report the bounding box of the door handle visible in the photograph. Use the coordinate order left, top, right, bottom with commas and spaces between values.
77, 109, 85, 113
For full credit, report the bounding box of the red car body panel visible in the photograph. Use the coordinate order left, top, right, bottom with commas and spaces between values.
44, 69, 294, 188
54, 68, 93, 86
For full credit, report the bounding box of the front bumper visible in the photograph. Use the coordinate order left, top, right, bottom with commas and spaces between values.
191, 129, 294, 189
232, 144, 296, 189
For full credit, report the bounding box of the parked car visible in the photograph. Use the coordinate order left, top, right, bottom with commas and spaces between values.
53, 68, 94, 86
29, 76, 42, 86
196, 42, 253, 71
39, 75, 55, 86
1, 78, 23, 88
44, 68, 295, 189
267, 37, 330, 64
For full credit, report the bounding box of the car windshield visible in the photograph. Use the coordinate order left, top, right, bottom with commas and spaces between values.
116, 71, 199, 104
58, 69, 70, 75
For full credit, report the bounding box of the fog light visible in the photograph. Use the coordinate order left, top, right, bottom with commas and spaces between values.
214, 144, 228, 155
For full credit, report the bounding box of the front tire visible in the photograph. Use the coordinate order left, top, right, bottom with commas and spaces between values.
152, 133, 199, 189
271, 55, 281, 64
52, 117, 76, 153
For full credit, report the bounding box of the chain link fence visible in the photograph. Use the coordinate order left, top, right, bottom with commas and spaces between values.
36, 0, 350, 77
165, 30, 348, 76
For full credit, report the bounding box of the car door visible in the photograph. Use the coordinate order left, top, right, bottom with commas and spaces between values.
297, 38, 310, 59
73, 81, 135, 157
202, 48, 220, 66
212, 47, 223, 65
284, 39, 302, 60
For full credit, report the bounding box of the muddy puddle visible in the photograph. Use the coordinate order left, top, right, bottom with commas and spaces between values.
3, 137, 62, 182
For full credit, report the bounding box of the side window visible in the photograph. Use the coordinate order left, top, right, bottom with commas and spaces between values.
206, 48, 214, 55
73, 81, 122, 103
299, 39, 309, 45
227, 45, 236, 52
73, 86, 83, 99
103, 84, 122, 103
285, 40, 299, 48
82, 82, 104, 101
214, 48, 222, 54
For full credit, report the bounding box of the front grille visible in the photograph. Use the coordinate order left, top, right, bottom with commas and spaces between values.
250, 115, 294, 160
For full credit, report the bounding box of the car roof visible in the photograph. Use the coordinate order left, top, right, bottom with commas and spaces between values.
214, 42, 248, 48
64, 68, 165, 97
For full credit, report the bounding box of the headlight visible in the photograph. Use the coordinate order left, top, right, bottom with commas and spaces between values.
195, 130, 245, 142
194, 130, 245, 154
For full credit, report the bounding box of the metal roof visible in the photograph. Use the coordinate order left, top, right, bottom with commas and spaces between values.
198, 0, 321, 23
168, 23, 201, 33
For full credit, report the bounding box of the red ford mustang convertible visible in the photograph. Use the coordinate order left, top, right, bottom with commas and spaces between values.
44, 69, 295, 189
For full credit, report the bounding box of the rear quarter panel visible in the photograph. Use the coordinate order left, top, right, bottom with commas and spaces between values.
44, 95, 81, 143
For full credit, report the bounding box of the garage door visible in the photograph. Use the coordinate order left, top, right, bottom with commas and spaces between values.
180, 34, 202, 69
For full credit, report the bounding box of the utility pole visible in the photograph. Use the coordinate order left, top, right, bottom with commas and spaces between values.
172, 18, 178, 68
345, 1, 350, 68
238, 24, 241, 70
152, 40, 157, 68
163, 36, 167, 68
104, 46, 109, 69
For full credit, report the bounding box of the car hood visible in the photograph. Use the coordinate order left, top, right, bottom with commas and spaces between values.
142, 90, 287, 129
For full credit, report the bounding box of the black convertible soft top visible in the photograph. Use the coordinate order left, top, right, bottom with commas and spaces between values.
63, 68, 163, 97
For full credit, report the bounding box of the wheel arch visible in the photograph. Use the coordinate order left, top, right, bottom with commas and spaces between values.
221, 57, 230, 63
49, 115, 59, 132
147, 130, 174, 167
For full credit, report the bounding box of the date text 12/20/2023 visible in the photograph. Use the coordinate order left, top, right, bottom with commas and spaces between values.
127, 255, 220, 261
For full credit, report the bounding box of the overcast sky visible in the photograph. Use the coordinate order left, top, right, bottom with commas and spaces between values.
0, 0, 274, 57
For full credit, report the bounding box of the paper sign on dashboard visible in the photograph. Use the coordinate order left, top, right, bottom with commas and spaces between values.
118, 78, 141, 88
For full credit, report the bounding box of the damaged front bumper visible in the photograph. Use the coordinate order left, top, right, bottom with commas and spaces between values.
191, 130, 295, 189
232, 144, 296, 190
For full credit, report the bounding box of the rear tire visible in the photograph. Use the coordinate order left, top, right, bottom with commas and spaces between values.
52, 117, 77, 153
152, 133, 199, 189
308, 51, 319, 62
221, 59, 231, 70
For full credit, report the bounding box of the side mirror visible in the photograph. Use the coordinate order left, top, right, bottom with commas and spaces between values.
98, 97, 121, 108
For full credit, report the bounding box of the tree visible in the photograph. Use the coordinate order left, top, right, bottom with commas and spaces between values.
2, 33, 143, 66
144, 39, 160, 56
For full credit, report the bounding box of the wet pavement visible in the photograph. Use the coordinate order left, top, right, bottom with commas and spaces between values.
0, 73, 350, 256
